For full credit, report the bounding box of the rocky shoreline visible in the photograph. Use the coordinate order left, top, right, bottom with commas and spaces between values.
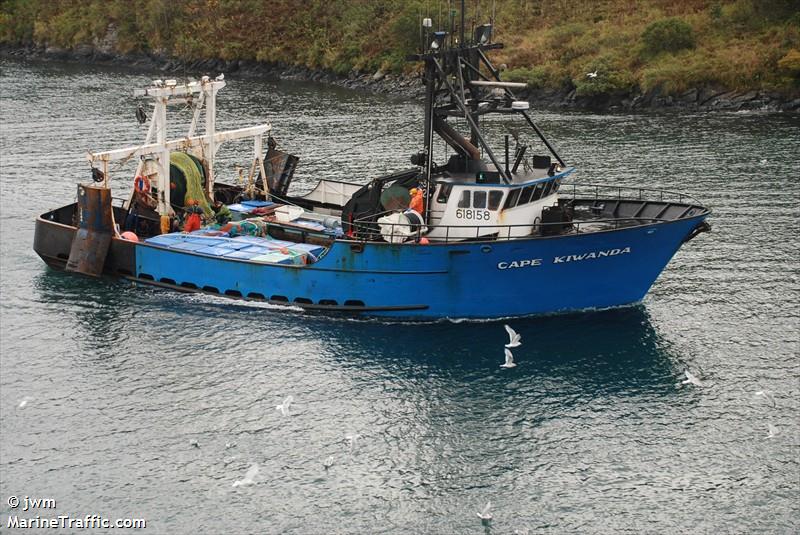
3, 43, 798, 112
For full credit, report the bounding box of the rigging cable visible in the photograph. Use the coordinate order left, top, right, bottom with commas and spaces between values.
296, 118, 421, 169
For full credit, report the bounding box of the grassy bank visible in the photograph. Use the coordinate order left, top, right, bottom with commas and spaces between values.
2, 0, 798, 99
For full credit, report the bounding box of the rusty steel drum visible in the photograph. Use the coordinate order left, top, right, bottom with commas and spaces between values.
65, 184, 114, 277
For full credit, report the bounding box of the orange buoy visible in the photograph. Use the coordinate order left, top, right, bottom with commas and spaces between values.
120, 231, 139, 242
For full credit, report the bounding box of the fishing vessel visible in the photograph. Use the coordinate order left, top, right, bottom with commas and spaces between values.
33, 6, 710, 320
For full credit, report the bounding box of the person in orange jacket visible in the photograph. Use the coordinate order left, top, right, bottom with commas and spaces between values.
183, 199, 204, 233
409, 187, 424, 214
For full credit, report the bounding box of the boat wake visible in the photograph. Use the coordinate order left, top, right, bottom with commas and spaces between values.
164, 291, 305, 313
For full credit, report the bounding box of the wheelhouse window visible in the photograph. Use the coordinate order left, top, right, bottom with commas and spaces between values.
488, 191, 503, 210
519, 185, 534, 204
473, 191, 487, 208
504, 188, 521, 209
531, 182, 545, 201
436, 184, 453, 204
457, 190, 471, 208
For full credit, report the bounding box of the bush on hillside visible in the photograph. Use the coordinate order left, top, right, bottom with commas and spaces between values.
641, 18, 695, 55
504, 66, 552, 89
777, 49, 800, 77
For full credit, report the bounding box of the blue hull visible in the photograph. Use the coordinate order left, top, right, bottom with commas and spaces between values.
132, 215, 708, 319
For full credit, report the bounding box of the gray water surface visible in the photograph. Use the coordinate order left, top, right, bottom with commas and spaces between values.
1, 60, 798, 534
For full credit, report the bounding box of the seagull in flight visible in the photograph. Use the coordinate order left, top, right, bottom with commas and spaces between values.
586, 70, 598, 78
504, 324, 522, 348
276, 395, 294, 416
500, 348, 517, 369
232, 464, 259, 487
767, 424, 779, 439
754, 390, 776, 407
681, 370, 706, 387
17, 397, 33, 409
476, 501, 493, 522
190, 439, 200, 448
323, 456, 335, 470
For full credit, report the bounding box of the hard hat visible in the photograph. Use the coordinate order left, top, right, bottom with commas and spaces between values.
410, 188, 418, 195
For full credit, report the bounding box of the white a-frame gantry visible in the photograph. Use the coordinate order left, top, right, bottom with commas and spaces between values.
86, 75, 271, 217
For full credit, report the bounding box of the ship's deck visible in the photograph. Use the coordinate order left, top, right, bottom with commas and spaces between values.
38, 182, 709, 248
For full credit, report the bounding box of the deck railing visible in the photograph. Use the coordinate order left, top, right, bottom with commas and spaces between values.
561, 183, 705, 206
351, 218, 670, 245
350, 184, 708, 245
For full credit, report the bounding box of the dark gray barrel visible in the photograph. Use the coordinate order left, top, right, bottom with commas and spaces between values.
65, 184, 113, 277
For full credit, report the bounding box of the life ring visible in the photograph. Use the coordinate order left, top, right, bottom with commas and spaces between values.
134, 175, 151, 195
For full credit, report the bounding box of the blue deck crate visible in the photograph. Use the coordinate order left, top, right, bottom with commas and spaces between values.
170, 241, 214, 252
193, 245, 235, 257
250, 252, 296, 265
185, 237, 228, 246
241, 200, 274, 208
145, 233, 186, 246
286, 242, 326, 257
222, 246, 273, 259
226, 203, 255, 213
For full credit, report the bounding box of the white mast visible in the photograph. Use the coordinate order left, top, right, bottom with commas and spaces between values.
205, 76, 219, 198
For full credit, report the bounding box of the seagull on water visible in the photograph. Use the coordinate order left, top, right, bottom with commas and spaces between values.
232, 464, 259, 487
17, 397, 33, 409
345, 434, 360, 454
276, 395, 294, 416
476, 501, 493, 522
586, 70, 598, 78
681, 370, 706, 387
754, 390, 776, 407
190, 439, 200, 448
323, 456, 335, 470
504, 324, 522, 348
767, 424, 779, 439
501, 348, 517, 369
